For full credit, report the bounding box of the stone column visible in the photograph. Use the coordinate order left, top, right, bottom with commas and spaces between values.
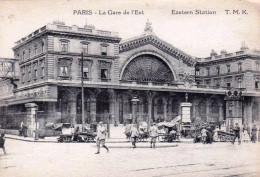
90, 99, 96, 123
148, 98, 153, 130
70, 100, 77, 125
206, 99, 210, 122
163, 99, 167, 121
25, 103, 38, 137
168, 99, 172, 121
114, 97, 120, 124
219, 103, 224, 121
109, 99, 115, 124
247, 100, 253, 127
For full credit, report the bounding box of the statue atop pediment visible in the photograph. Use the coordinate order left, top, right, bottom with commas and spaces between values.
144, 19, 153, 33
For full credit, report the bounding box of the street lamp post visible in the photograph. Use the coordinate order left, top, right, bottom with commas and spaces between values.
131, 97, 140, 124
81, 52, 85, 132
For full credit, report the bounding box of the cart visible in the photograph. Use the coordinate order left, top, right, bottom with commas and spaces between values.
56, 123, 74, 142
218, 131, 234, 142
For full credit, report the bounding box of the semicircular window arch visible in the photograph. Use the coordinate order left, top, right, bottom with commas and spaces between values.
122, 54, 174, 83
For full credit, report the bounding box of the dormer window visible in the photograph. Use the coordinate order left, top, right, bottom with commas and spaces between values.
60, 40, 70, 52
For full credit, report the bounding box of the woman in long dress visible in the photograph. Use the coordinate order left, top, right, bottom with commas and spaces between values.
251, 125, 258, 143
213, 126, 220, 142
242, 124, 250, 143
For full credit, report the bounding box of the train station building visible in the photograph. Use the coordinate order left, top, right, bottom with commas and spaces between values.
0, 21, 259, 134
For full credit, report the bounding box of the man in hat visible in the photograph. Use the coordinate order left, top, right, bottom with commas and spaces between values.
232, 123, 241, 145
130, 124, 139, 148
149, 123, 158, 148
0, 133, 7, 155
95, 121, 109, 154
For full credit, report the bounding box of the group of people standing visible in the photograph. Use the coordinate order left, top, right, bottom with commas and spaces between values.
233, 124, 258, 144
129, 123, 159, 149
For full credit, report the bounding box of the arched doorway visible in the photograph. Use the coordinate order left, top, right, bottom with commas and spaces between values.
57, 89, 73, 123
198, 100, 207, 122
210, 100, 219, 122
96, 91, 111, 123
118, 93, 132, 124
76, 91, 91, 124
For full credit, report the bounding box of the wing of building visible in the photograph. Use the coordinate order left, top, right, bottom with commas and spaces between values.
0, 21, 259, 135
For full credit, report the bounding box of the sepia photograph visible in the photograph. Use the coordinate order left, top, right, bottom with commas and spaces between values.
0, 0, 259, 176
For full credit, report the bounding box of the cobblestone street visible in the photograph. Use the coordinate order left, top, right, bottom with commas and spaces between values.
0, 139, 259, 177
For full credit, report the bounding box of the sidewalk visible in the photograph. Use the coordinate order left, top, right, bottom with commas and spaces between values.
5, 134, 193, 144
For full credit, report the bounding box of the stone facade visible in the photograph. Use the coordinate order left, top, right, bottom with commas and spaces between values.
0, 21, 259, 133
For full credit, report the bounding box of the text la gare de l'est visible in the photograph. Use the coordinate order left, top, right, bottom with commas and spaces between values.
73, 10, 144, 15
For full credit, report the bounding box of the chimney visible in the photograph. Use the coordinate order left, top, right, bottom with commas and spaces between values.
210, 49, 218, 59
220, 50, 227, 56
240, 41, 249, 51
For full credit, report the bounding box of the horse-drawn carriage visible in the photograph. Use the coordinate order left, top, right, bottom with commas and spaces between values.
56, 123, 97, 143
157, 122, 179, 142
56, 123, 74, 142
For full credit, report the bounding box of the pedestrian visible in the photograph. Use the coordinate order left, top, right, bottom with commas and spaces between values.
0, 133, 7, 155
95, 122, 109, 154
242, 124, 250, 143
213, 126, 220, 142
201, 127, 207, 144
130, 124, 139, 148
251, 125, 257, 143
206, 126, 213, 144
149, 123, 158, 148
232, 123, 241, 145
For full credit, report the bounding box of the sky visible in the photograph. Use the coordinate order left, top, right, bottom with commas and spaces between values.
0, 0, 259, 58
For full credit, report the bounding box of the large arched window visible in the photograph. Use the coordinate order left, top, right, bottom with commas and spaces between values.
122, 54, 174, 83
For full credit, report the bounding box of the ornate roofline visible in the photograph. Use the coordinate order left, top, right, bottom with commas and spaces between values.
119, 34, 197, 66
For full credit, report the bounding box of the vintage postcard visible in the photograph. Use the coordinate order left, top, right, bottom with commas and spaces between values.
0, 0, 259, 177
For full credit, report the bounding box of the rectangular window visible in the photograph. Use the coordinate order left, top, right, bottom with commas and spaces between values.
216, 67, 220, 75
28, 49, 31, 58
101, 69, 108, 79
22, 73, 25, 83
22, 52, 25, 60
238, 63, 242, 72
207, 67, 210, 76
227, 65, 230, 73
83, 67, 89, 78
256, 82, 259, 89
42, 43, 45, 53
195, 68, 200, 75
35, 45, 37, 56
60, 66, 68, 76
41, 67, 44, 77
61, 42, 68, 52
34, 69, 38, 79
82, 44, 88, 54
227, 83, 231, 87
101, 46, 107, 55
256, 63, 260, 71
